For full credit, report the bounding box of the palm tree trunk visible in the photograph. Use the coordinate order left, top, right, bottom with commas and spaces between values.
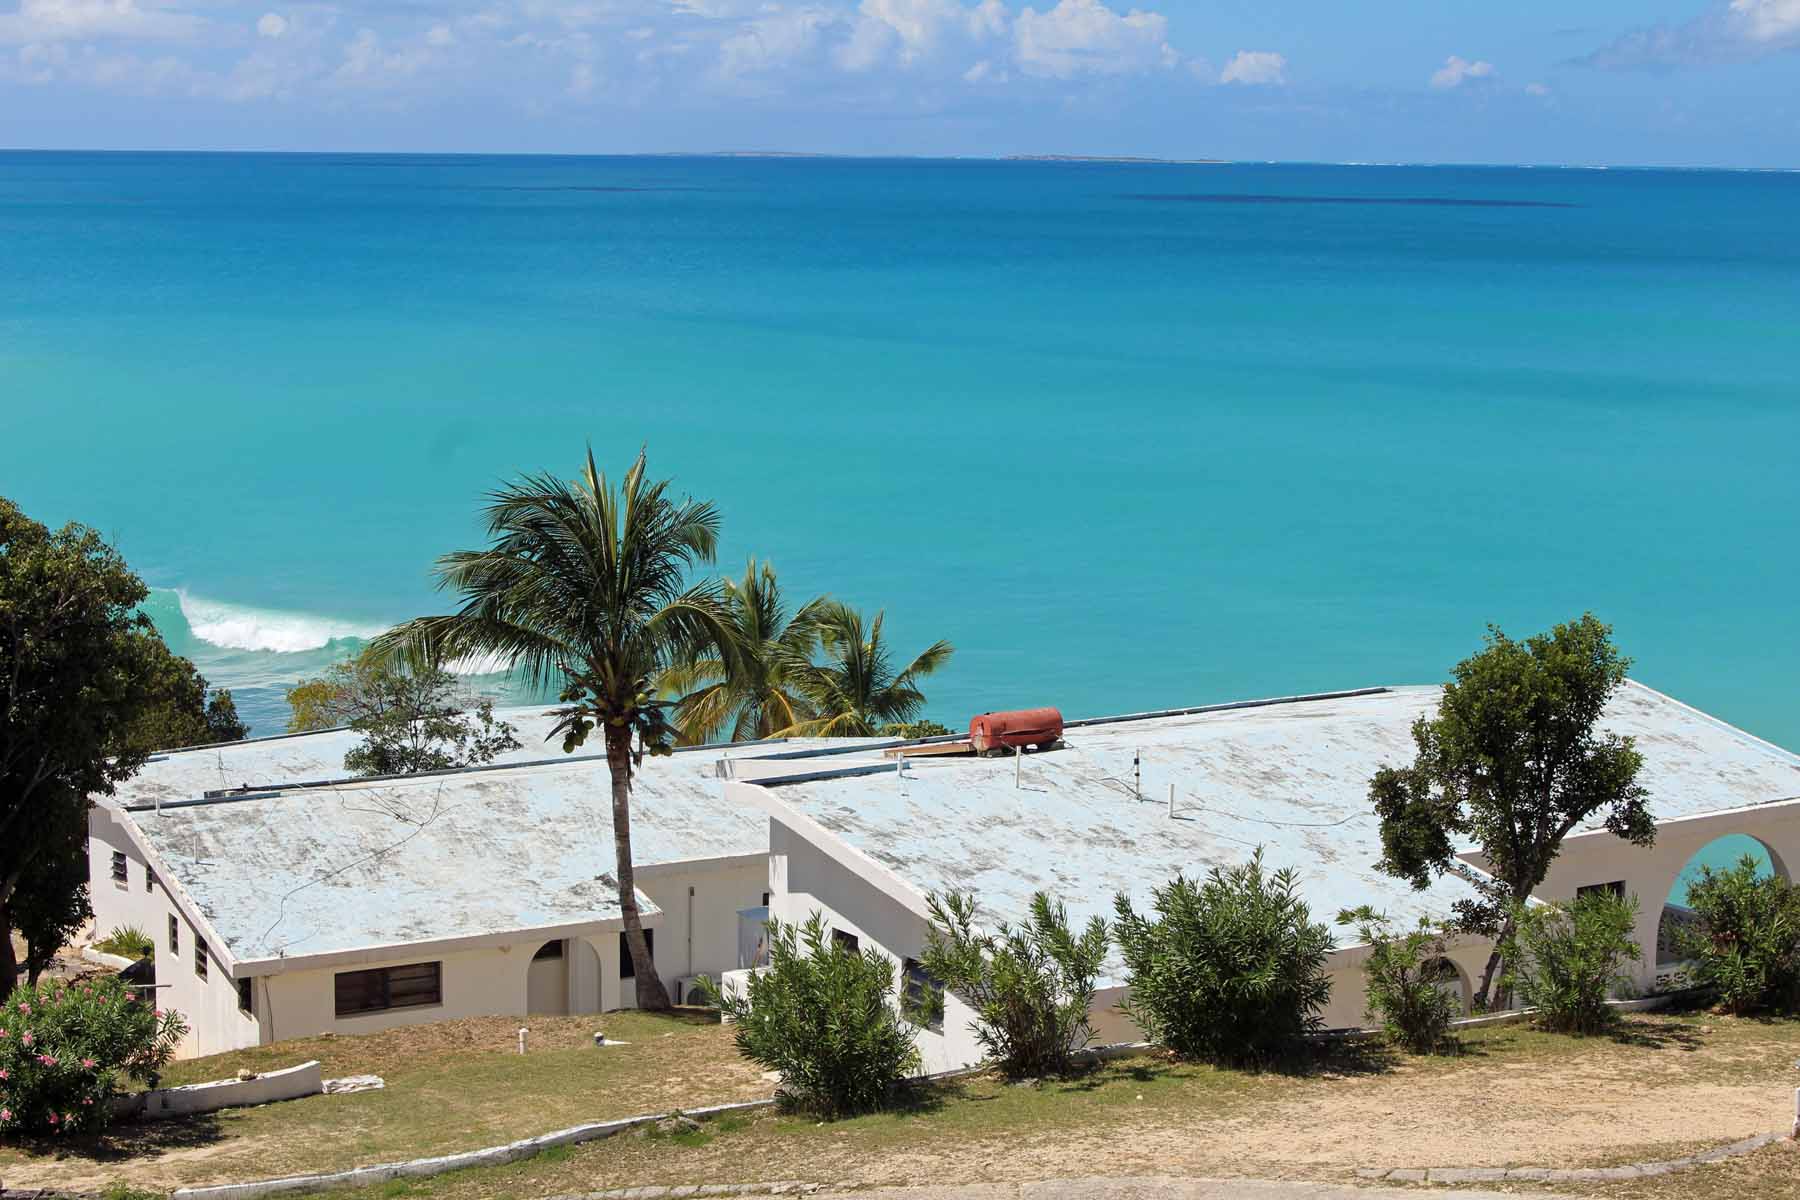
606, 723, 670, 1011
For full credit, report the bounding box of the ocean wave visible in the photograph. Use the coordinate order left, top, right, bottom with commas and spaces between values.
175, 589, 388, 654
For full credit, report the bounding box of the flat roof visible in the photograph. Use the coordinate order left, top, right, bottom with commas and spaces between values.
747, 681, 1800, 978
112, 714, 868, 970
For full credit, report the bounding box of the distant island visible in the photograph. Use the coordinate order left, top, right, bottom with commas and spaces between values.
1004, 154, 1226, 164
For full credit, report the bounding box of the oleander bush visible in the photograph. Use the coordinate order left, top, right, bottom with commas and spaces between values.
698, 912, 918, 1119
1501, 890, 1640, 1035
1681, 855, 1800, 1015
0, 975, 187, 1136
1114, 849, 1334, 1067
914, 890, 1108, 1079
1337, 906, 1462, 1054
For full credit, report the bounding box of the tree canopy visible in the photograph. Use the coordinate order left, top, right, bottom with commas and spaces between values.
1369, 613, 1653, 1006
285, 649, 520, 776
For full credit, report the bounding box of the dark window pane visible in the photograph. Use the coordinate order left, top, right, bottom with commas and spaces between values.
335, 962, 441, 1017
619, 929, 655, 979
195, 939, 208, 980
111, 852, 127, 882
832, 928, 860, 954
238, 978, 253, 1013
532, 940, 564, 961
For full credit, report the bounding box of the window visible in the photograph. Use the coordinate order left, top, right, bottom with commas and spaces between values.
195, 938, 208, 980
334, 962, 443, 1017
618, 929, 655, 979
168, 915, 180, 956
110, 851, 127, 883
832, 928, 860, 954
532, 940, 564, 961
902, 957, 944, 1030
761, 892, 771, 907
146, 867, 156, 893
1577, 881, 1627, 901
237, 978, 254, 1014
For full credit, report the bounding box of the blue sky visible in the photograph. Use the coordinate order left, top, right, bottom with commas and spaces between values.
2, 0, 1797, 163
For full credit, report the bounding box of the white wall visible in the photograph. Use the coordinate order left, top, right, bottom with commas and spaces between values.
764, 813, 1501, 1073
636, 856, 770, 1000
88, 809, 260, 1058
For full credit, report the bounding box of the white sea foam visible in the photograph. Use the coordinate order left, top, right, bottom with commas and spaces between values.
175, 589, 387, 654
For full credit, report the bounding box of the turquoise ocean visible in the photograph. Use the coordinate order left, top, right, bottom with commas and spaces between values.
2, 152, 1797, 759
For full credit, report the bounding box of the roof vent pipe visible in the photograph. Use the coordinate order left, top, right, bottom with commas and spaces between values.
1168, 782, 1175, 819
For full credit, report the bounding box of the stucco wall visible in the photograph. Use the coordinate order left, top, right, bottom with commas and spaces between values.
636, 857, 770, 1000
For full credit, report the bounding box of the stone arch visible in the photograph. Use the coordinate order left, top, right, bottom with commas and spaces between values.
1655, 833, 1787, 973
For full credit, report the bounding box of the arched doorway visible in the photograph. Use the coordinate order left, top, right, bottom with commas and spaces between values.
1655, 833, 1785, 986
527, 939, 570, 1015
1421, 956, 1469, 1015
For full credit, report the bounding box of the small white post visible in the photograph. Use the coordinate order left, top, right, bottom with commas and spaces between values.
1134, 750, 1141, 802
517, 1027, 528, 1055
1792, 1085, 1799, 1139
1015, 744, 1023, 788
1167, 782, 1176, 819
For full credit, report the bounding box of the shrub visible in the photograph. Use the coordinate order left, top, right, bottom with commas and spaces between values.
1113, 849, 1333, 1066
1336, 906, 1461, 1054
914, 891, 1108, 1079
1681, 855, 1800, 1014
0, 975, 187, 1136
698, 912, 918, 1119
1501, 890, 1640, 1034
93, 926, 155, 962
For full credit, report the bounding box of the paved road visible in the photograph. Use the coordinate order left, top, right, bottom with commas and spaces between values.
795, 1180, 1515, 1200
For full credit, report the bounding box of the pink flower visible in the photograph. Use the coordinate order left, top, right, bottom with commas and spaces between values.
16, 1003, 28, 1014
0, 1108, 11, 1121
20, 1032, 32, 1047
81, 1058, 96, 1068
38, 1054, 57, 1066
0, 1027, 8, 1037
47, 1113, 57, 1125
154, 1009, 165, 1017
0, 1069, 9, 1079
82, 1098, 92, 1106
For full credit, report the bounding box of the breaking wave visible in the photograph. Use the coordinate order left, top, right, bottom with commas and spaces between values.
173, 589, 387, 654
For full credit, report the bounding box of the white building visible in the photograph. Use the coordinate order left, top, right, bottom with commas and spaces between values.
725, 683, 1800, 1074
86, 707, 855, 1058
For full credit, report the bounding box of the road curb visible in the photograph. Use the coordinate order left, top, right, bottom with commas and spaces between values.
1351, 1131, 1791, 1185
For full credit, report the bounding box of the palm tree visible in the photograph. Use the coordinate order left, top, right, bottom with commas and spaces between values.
778, 601, 953, 737
368, 450, 735, 1011
664, 559, 820, 744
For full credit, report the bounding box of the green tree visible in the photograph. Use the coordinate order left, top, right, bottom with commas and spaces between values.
1369, 614, 1653, 1009
286, 650, 521, 776
778, 601, 952, 737
129, 635, 249, 749
368, 451, 736, 1010
14, 798, 93, 986
665, 559, 821, 744
698, 912, 920, 1118
0, 499, 169, 995
1113, 851, 1334, 1067
915, 890, 1108, 1078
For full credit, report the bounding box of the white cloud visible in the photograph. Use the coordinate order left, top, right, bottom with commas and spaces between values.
1013, 0, 1174, 78
256, 12, 287, 38
426, 23, 453, 45
1429, 54, 1494, 89
1218, 48, 1282, 85
1582, 0, 1800, 67
715, 5, 842, 78
1524, 80, 1549, 96
567, 58, 594, 94
0, 0, 204, 45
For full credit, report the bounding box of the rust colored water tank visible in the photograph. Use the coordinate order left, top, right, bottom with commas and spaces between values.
969, 707, 1064, 754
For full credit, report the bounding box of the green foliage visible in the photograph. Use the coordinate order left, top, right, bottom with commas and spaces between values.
13, 800, 92, 987
0, 498, 172, 994
1113, 850, 1334, 1067
1368, 614, 1652, 1006
368, 449, 741, 1011
666, 559, 822, 744
1500, 891, 1640, 1034
0, 974, 187, 1136
916, 891, 1107, 1079
1681, 855, 1800, 1014
698, 912, 919, 1118
882, 719, 952, 739
94, 926, 156, 961
129, 635, 250, 749
775, 600, 953, 737
1336, 906, 1461, 1054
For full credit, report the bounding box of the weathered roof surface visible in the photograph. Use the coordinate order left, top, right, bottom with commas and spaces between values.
752, 682, 1800, 977
116, 705, 615, 810
118, 723, 862, 968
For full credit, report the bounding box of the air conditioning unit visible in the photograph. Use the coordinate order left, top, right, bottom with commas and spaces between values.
673, 975, 712, 1007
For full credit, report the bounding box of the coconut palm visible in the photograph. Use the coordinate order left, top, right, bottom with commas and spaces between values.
664, 559, 821, 744
368, 449, 735, 1011
778, 601, 953, 737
